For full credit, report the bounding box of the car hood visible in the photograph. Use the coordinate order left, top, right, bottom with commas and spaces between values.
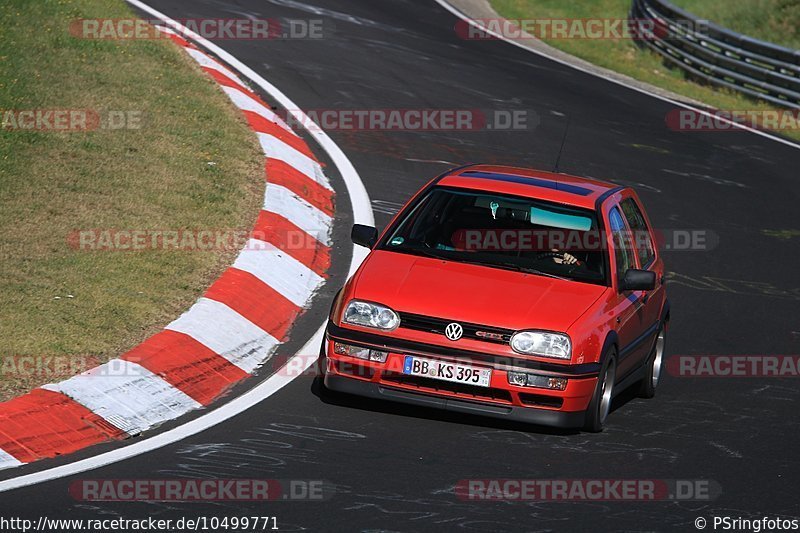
352, 250, 607, 333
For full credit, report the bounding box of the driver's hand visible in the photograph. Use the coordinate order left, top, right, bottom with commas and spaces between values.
562, 252, 579, 265
552, 249, 579, 265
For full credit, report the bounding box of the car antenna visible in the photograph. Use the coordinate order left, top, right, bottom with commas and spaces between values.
553, 114, 571, 174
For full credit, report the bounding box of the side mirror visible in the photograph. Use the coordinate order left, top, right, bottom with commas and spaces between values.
620, 269, 656, 291
351, 224, 378, 248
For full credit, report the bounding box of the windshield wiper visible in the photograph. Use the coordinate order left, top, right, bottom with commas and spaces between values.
487, 261, 571, 281
395, 247, 571, 281
402, 247, 452, 260
444, 256, 571, 281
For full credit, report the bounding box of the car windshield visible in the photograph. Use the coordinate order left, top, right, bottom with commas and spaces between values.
379, 187, 607, 285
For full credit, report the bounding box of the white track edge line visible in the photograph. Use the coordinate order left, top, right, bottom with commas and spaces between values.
434, 0, 800, 150
0, 0, 373, 492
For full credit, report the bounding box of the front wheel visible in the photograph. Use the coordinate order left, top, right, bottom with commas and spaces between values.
638, 325, 666, 399
313, 339, 335, 399
317, 338, 328, 377
583, 351, 616, 432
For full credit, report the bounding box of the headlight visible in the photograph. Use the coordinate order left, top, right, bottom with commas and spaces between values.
510, 331, 571, 359
343, 300, 400, 331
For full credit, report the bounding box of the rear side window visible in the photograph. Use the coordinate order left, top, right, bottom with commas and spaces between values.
620, 198, 655, 267
609, 207, 635, 280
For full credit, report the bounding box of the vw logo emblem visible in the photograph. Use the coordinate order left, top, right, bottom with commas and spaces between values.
444, 322, 463, 341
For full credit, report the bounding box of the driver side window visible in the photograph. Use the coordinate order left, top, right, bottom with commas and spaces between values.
620, 198, 655, 268
609, 207, 636, 283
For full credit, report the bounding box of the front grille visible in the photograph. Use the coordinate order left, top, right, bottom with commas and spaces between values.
398, 312, 514, 345
381, 371, 513, 403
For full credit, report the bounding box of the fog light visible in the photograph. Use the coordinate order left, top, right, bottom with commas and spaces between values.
334, 342, 369, 359
507, 371, 568, 390
525, 374, 568, 391
369, 350, 388, 363
333, 342, 388, 363
508, 371, 528, 386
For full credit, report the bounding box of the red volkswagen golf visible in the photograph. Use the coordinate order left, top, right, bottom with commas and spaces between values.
322, 165, 668, 431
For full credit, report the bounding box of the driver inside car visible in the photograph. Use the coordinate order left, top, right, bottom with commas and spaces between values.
551, 249, 581, 265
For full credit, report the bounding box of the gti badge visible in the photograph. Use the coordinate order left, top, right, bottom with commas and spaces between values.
445, 322, 463, 341
476, 331, 504, 341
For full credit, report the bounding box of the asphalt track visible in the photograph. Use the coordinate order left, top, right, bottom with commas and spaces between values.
2, 0, 799, 530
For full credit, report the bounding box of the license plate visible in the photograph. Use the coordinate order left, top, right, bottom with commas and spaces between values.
402, 356, 492, 387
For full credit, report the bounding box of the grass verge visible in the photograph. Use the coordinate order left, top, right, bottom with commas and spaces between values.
0, 0, 264, 400
490, 0, 800, 142
672, 0, 800, 50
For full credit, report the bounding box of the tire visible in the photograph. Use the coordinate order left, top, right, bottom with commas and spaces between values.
638, 324, 667, 399
583, 350, 617, 433
313, 338, 333, 399
317, 338, 328, 378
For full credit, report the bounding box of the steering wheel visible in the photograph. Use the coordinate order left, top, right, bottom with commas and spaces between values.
535, 251, 582, 272
535, 251, 566, 261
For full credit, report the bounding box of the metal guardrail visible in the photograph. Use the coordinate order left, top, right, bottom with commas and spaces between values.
630, 0, 800, 109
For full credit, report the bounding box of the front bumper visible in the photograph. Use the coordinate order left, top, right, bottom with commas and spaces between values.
325, 374, 587, 428
324, 322, 599, 429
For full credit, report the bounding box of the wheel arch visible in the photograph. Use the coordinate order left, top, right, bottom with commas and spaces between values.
599, 330, 619, 364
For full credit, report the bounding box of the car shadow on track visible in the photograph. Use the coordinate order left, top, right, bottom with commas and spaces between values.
311, 376, 643, 435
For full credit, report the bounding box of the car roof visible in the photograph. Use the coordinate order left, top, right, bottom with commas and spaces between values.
437, 164, 622, 210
